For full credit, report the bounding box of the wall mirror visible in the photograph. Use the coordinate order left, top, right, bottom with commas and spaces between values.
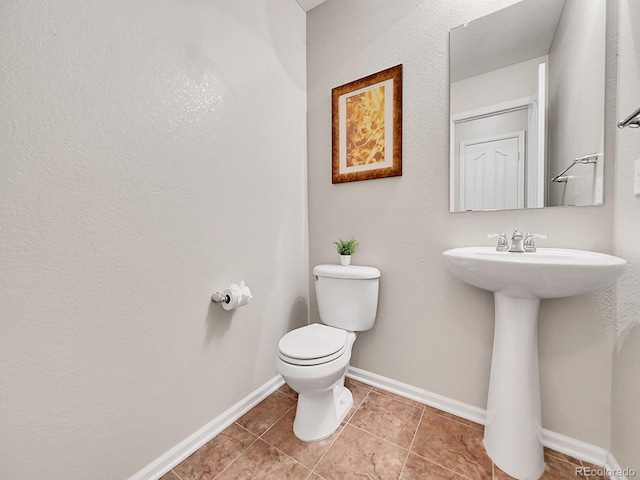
449, 0, 605, 212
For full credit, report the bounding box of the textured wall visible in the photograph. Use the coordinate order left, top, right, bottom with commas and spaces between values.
0, 1, 307, 479
450, 55, 544, 114
307, 0, 617, 448
548, 0, 606, 207
612, 0, 640, 470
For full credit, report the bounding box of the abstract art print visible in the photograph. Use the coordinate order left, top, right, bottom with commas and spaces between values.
332, 64, 402, 183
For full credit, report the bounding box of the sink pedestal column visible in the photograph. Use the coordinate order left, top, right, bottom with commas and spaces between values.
484, 293, 545, 480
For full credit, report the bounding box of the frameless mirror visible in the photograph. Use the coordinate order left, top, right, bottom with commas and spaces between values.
449, 0, 605, 212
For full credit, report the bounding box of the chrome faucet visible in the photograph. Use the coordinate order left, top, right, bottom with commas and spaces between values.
486, 233, 509, 252
488, 229, 548, 252
508, 229, 525, 252
524, 233, 548, 252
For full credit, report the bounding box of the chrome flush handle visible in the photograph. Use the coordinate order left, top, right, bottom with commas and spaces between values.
487, 233, 509, 252
524, 233, 548, 252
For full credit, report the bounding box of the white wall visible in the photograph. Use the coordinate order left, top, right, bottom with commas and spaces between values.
548, 0, 606, 207
0, 1, 307, 479
308, 0, 617, 449
450, 55, 546, 115
612, 0, 640, 470
3, 0, 637, 475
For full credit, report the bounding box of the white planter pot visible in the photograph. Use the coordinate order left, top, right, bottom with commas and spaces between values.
340, 255, 351, 266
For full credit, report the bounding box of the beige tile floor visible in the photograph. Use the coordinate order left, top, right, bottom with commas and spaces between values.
160, 378, 608, 480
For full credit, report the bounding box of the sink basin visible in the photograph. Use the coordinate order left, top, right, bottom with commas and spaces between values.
442, 247, 626, 480
442, 247, 626, 299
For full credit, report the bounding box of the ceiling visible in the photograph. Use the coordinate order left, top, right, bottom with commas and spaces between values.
450, 0, 566, 82
297, 0, 565, 83
295, 0, 327, 12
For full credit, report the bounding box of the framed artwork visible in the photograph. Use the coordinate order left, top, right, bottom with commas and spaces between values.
331, 64, 403, 184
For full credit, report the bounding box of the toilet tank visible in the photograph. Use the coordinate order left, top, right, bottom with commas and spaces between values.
313, 264, 381, 332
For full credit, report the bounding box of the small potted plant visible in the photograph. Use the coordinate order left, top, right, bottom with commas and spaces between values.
334, 237, 359, 266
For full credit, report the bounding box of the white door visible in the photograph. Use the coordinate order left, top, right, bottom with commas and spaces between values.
460, 131, 525, 211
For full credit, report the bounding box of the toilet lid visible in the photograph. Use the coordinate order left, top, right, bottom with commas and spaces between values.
278, 324, 348, 365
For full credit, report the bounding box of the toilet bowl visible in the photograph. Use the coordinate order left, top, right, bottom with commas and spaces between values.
276, 264, 380, 442
277, 323, 357, 441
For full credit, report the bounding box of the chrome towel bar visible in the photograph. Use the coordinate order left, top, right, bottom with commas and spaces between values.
618, 106, 640, 129
551, 153, 600, 183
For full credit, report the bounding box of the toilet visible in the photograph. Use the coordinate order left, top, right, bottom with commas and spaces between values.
276, 264, 380, 442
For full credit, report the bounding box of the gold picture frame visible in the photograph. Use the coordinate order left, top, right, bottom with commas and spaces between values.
331, 64, 403, 184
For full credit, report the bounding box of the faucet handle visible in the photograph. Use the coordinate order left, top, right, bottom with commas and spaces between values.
487, 233, 509, 252
524, 233, 548, 252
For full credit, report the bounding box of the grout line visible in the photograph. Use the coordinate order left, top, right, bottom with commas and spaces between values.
344, 387, 371, 424
309, 386, 372, 474
420, 406, 484, 433
307, 470, 329, 480
344, 421, 477, 480
546, 452, 592, 471
420, 405, 484, 432
253, 401, 344, 476
211, 436, 261, 480
211, 437, 300, 480
404, 412, 476, 480
259, 402, 298, 438
307, 422, 347, 475
233, 421, 266, 445
407, 448, 477, 480
277, 386, 299, 401
170, 469, 184, 480
347, 423, 412, 452
214, 383, 484, 480
544, 449, 584, 468
344, 389, 424, 453
257, 437, 313, 476
205, 422, 261, 480
399, 405, 426, 478
346, 379, 373, 394
369, 387, 425, 411
410, 410, 488, 479
210, 381, 590, 480
401, 407, 477, 480
304, 384, 373, 476
365, 380, 483, 433
265, 384, 371, 477
233, 421, 261, 438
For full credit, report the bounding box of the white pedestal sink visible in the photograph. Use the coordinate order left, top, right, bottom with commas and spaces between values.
442, 247, 626, 480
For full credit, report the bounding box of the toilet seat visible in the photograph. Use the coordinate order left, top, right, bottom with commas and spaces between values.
278, 324, 348, 366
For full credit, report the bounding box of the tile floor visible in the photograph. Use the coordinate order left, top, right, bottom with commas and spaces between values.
160, 378, 608, 480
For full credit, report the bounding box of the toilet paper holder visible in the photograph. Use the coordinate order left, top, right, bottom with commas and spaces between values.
211, 292, 230, 304
211, 281, 253, 311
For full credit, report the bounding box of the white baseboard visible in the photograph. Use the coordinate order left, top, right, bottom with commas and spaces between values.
129, 367, 630, 480
346, 366, 616, 474
604, 452, 636, 480
347, 366, 486, 425
127, 375, 284, 480
573, 452, 635, 480
542, 428, 607, 466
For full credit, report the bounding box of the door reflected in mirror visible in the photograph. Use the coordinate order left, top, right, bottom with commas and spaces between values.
449, 0, 605, 212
